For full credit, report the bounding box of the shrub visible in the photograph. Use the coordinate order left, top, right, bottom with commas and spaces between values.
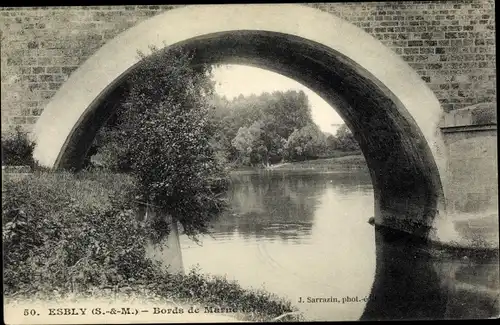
1, 126, 36, 167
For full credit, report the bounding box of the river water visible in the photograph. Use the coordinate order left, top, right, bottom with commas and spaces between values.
179, 170, 376, 321
179, 169, 499, 321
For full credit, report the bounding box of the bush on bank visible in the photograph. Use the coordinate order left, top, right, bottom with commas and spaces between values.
2, 170, 300, 321
1, 126, 36, 167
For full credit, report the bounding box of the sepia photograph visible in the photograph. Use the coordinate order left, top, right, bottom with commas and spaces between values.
1, 1, 498, 323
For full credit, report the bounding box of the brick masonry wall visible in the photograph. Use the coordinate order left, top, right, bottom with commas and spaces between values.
0, 1, 496, 133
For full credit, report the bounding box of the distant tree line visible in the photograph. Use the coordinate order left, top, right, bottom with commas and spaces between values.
206, 90, 360, 167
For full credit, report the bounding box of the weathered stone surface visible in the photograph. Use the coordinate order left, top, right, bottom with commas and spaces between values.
441, 103, 497, 128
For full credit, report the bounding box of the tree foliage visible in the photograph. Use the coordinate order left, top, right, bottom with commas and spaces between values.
91, 47, 229, 239
335, 124, 360, 151
206, 90, 360, 166
208, 90, 316, 166
283, 123, 329, 162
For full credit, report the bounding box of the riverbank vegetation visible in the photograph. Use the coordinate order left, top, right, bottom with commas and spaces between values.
2, 170, 301, 321
268, 154, 366, 172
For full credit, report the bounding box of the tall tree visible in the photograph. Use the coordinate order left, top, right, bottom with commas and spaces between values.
95, 47, 229, 240
210, 90, 316, 166
231, 121, 266, 166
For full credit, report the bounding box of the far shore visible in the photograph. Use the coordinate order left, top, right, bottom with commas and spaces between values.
228, 154, 367, 173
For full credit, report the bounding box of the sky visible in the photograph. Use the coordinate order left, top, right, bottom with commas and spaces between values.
211, 65, 344, 136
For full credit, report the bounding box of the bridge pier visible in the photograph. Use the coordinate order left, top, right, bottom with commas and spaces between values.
432, 103, 498, 249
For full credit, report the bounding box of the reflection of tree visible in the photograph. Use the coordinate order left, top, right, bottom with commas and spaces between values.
324, 171, 373, 196
209, 171, 334, 241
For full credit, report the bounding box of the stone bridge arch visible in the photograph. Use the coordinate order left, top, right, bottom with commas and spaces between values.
32, 4, 451, 241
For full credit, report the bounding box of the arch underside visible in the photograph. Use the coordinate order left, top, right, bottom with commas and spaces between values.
57, 31, 443, 238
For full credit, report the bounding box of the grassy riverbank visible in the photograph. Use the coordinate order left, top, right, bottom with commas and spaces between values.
2, 170, 302, 322
269, 154, 366, 172
4, 267, 303, 322
228, 152, 366, 173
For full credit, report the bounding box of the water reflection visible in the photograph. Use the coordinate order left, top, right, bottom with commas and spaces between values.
180, 170, 376, 321
362, 226, 448, 320
362, 225, 499, 320
209, 171, 373, 242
